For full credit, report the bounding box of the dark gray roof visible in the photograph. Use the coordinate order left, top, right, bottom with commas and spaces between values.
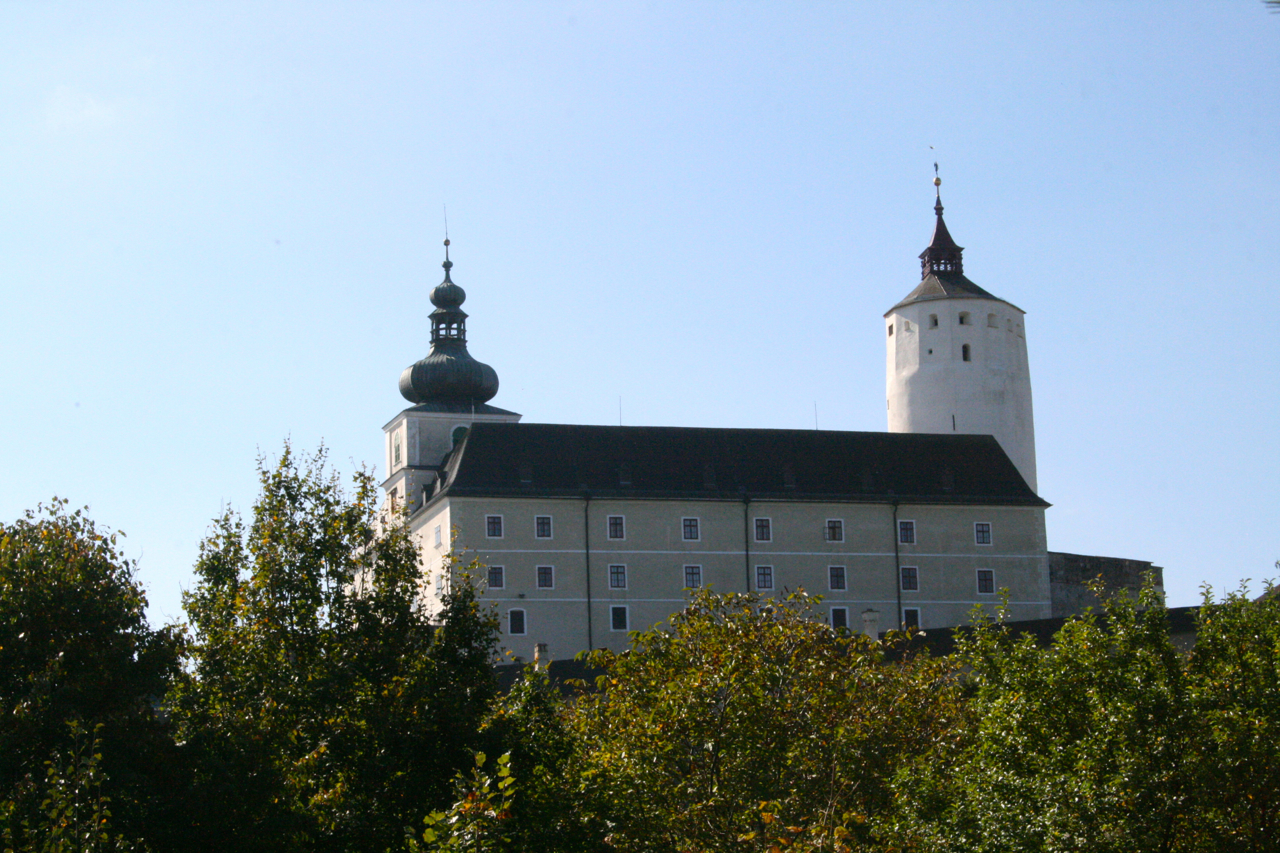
433, 423, 1047, 507
886, 271, 1019, 315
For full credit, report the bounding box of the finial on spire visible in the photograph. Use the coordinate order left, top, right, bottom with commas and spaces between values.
933, 163, 944, 216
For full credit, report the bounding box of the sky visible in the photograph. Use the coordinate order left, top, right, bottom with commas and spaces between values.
1, 2, 1277, 624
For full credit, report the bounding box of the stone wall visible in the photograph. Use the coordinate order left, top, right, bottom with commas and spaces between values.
1049, 551, 1164, 618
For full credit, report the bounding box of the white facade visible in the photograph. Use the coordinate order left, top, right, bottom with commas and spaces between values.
886, 296, 1038, 493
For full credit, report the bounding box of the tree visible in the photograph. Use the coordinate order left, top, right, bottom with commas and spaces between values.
568, 589, 964, 853
169, 444, 498, 853
0, 500, 181, 848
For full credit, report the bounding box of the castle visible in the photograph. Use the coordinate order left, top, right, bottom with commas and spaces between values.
381, 181, 1160, 659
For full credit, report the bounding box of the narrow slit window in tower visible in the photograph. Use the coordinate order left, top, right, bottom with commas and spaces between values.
962, 344, 971, 362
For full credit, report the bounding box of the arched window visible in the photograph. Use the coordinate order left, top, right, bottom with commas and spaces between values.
962, 344, 971, 362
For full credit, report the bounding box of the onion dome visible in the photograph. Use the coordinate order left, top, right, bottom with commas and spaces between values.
398, 240, 500, 405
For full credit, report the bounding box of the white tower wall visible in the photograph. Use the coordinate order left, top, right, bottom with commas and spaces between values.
886, 297, 1037, 493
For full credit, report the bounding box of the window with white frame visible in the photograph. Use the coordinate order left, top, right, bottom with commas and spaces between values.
900, 565, 919, 591
756, 565, 774, 591
828, 566, 847, 591
825, 519, 844, 542
754, 518, 771, 542
434, 525, 442, 548
609, 564, 627, 589
536, 566, 555, 589
487, 566, 505, 589
610, 605, 628, 632
607, 515, 625, 539
683, 565, 702, 589
977, 569, 995, 595
974, 522, 992, 545
682, 517, 700, 541
903, 608, 921, 629
535, 515, 553, 539
898, 520, 916, 545
508, 609, 526, 635
486, 515, 503, 538
831, 607, 849, 630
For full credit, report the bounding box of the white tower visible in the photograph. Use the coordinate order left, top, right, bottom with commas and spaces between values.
885, 180, 1038, 493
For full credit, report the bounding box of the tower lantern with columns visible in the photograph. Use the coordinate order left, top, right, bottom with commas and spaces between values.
885, 176, 1039, 493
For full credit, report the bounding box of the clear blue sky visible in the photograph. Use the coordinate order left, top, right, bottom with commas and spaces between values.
2, 2, 1276, 623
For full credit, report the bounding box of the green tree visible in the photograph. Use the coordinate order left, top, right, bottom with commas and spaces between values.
888, 583, 1196, 853
568, 589, 964, 853
0, 501, 181, 848
170, 444, 498, 853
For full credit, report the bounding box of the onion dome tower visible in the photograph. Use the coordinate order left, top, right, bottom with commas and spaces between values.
383, 240, 521, 513
884, 173, 1038, 493
398, 239, 500, 406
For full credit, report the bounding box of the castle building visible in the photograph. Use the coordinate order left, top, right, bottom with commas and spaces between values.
382, 187, 1070, 661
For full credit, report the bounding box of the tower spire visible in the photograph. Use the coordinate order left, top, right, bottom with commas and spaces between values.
919, 167, 964, 277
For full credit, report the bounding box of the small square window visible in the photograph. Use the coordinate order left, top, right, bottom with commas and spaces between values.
509, 609, 526, 635
756, 565, 774, 591
535, 515, 553, 539
825, 519, 844, 542
683, 565, 702, 589
974, 522, 992, 545
831, 607, 849, 630
898, 520, 916, 545
608, 515, 625, 539
682, 518, 700, 541
828, 566, 846, 591
486, 515, 503, 538
754, 518, 771, 542
977, 569, 995, 595
536, 566, 555, 589
900, 566, 919, 592
609, 564, 627, 589
487, 566, 505, 589
610, 605, 629, 632
903, 608, 921, 629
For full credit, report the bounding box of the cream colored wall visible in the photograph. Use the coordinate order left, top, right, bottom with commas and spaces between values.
886, 296, 1038, 493
416, 494, 1050, 662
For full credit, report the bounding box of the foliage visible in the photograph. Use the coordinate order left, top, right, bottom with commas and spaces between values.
169, 443, 498, 853
406, 752, 516, 853
0, 500, 181, 846
1, 722, 147, 853
570, 589, 965, 853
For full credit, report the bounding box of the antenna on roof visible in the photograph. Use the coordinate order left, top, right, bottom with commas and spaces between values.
619, 396, 623, 427
814, 401, 819, 430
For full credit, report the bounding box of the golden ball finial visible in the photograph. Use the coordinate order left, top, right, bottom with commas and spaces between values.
933, 176, 941, 187
443, 238, 450, 247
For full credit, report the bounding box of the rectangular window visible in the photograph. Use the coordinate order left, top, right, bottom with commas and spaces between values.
825, 519, 844, 542
903, 608, 921, 629
536, 566, 555, 589
610, 605, 629, 632
434, 525, 442, 547
756, 565, 774, 591
486, 515, 503, 538
683, 565, 702, 589
898, 520, 916, 545
831, 607, 849, 630
682, 517, 700, 541
828, 566, 847, 591
487, 566, 505, 589
508, 609, 526, 635
608, 515, 625, 540
977, 569, 995, 595
754, 518, 771, 542
900, 565, 919, 591
609, 564, 627, 589
535, 515, 553, 539
974, 522, 992, 545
